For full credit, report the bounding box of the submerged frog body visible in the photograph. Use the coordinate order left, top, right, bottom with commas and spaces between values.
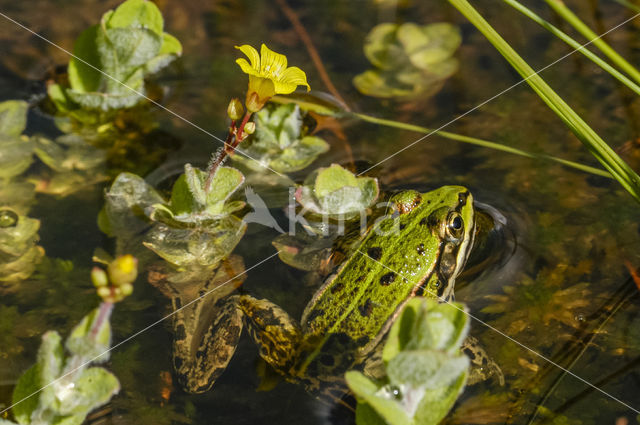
164, 186, 497, 394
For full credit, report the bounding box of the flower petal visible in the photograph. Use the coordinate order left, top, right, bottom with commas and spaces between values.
248, 75, 276, 100
235, 44, 260, 69
278, 66, 310, 92
236, 58, 261, 77
260, 44, 288, 78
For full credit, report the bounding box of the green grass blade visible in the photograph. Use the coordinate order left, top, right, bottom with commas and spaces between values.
544, 0, 640, 85
502, 0, 640, 96
271, 95, 611, 178
448, 0, 640, 202
352, 113, 611, 178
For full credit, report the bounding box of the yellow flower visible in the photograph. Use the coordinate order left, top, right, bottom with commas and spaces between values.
235, 43, 310, 112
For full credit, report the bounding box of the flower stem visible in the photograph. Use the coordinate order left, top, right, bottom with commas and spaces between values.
90, 301, 113, 341
204, 112, 252, 193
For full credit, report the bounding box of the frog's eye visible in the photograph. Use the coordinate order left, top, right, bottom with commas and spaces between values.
446, 212, 464, 240
0, 209, 18, 228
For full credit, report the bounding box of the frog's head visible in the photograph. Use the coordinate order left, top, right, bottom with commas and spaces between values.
389, 186, 475, 301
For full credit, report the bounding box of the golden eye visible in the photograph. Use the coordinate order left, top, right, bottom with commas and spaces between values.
446, 212, 463, 239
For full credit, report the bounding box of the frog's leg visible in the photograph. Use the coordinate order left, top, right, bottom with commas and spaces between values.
173, 296, 244, 393
236, 295, 303, 374
462, 335, 505, 385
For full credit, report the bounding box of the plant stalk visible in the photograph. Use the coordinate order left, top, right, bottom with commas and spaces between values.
544, 0, 640, 85
448, 0, 640, 202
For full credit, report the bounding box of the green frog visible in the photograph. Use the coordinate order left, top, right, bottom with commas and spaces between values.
158, 185, 499, 395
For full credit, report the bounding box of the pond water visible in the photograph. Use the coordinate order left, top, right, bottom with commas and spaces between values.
1, 0, 640, 424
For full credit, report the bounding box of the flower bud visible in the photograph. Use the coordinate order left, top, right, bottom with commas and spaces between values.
227, 98, 244, 121
91, 267, 109, 288
243, 121, 256, 135
120, 283, 134, 297
107, 255, 138, 287
97, 286, 111, 299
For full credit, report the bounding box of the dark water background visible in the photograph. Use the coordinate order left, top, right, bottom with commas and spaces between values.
1, 0, 640, 424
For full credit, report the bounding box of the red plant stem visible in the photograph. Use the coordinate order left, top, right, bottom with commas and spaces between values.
233, 112, 252, 149
204, 113, 253, 193
89, 301, 114, 341
204, 120, 237, 192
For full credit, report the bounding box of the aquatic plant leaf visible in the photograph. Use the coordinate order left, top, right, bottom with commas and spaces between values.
397, 23, 461, 70
270, 136, 329, 173
355, 22, 461, 99
66, 308, 111, 362
11, 364, 40, 424
353, 70, 413, 98
102, 172, 164, 237
0, 138, 34, 179
143, 216, 247, 268
0, 100, 28, 137
363, 23, 407, 70
55, 367, 119, 417
346, 371, 411, 425
296, 164, 379, 216
387, 350, 469, 389
383, 299, 469, 362
413, 372, 467, 425
67, 25, 102, 94
168, 165, 245, 218
60, 0, 181, 112
255, 103, 302, 148
354, 402, 389, 425
0, 419, 18, 425
35, 331, 65, 410
104, 0, 163, 35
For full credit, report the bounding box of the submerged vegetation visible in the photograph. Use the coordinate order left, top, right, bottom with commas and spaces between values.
1, 0, 640, 424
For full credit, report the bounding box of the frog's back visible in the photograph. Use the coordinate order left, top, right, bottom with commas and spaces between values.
298, 186, 474, 367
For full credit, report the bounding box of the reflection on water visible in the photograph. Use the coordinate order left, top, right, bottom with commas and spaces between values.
1, 0, 640, 424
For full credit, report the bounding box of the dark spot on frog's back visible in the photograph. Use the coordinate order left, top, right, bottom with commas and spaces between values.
379, 272, 396, 286
330, 281, 344, 294
357, 298, 374, 317
305, 308, 324, 324
367, 247, 382, 260
417, 243, 425, 255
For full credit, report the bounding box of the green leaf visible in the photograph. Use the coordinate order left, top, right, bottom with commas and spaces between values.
159, 32, 182, 56
314, 164, 359, 198
56, 367, 119, 416
386, 350, 469, 389
355, 401, 390, 425
413, 372, 467, 425
0, 100, 28, 136
36, 331, 65, 411
383, 299, 469, 362
104, 0, 163, 35
0, 419, 19, 425
66, 307, 111, 362
397, 23, 461, 70
143, 216, 246, 268
68, 25, 102, 94
103, 172, 164, 237
0, 138, 34, 179
346, 371, 411, 425
363, 23, 406, 70
11, 364, 41, 424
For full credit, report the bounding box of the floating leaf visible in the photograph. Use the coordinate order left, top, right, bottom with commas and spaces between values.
0, 100, 28, 137
296, 164, 379, 217
354, 22, 461, 99
54, 0, 182, 111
